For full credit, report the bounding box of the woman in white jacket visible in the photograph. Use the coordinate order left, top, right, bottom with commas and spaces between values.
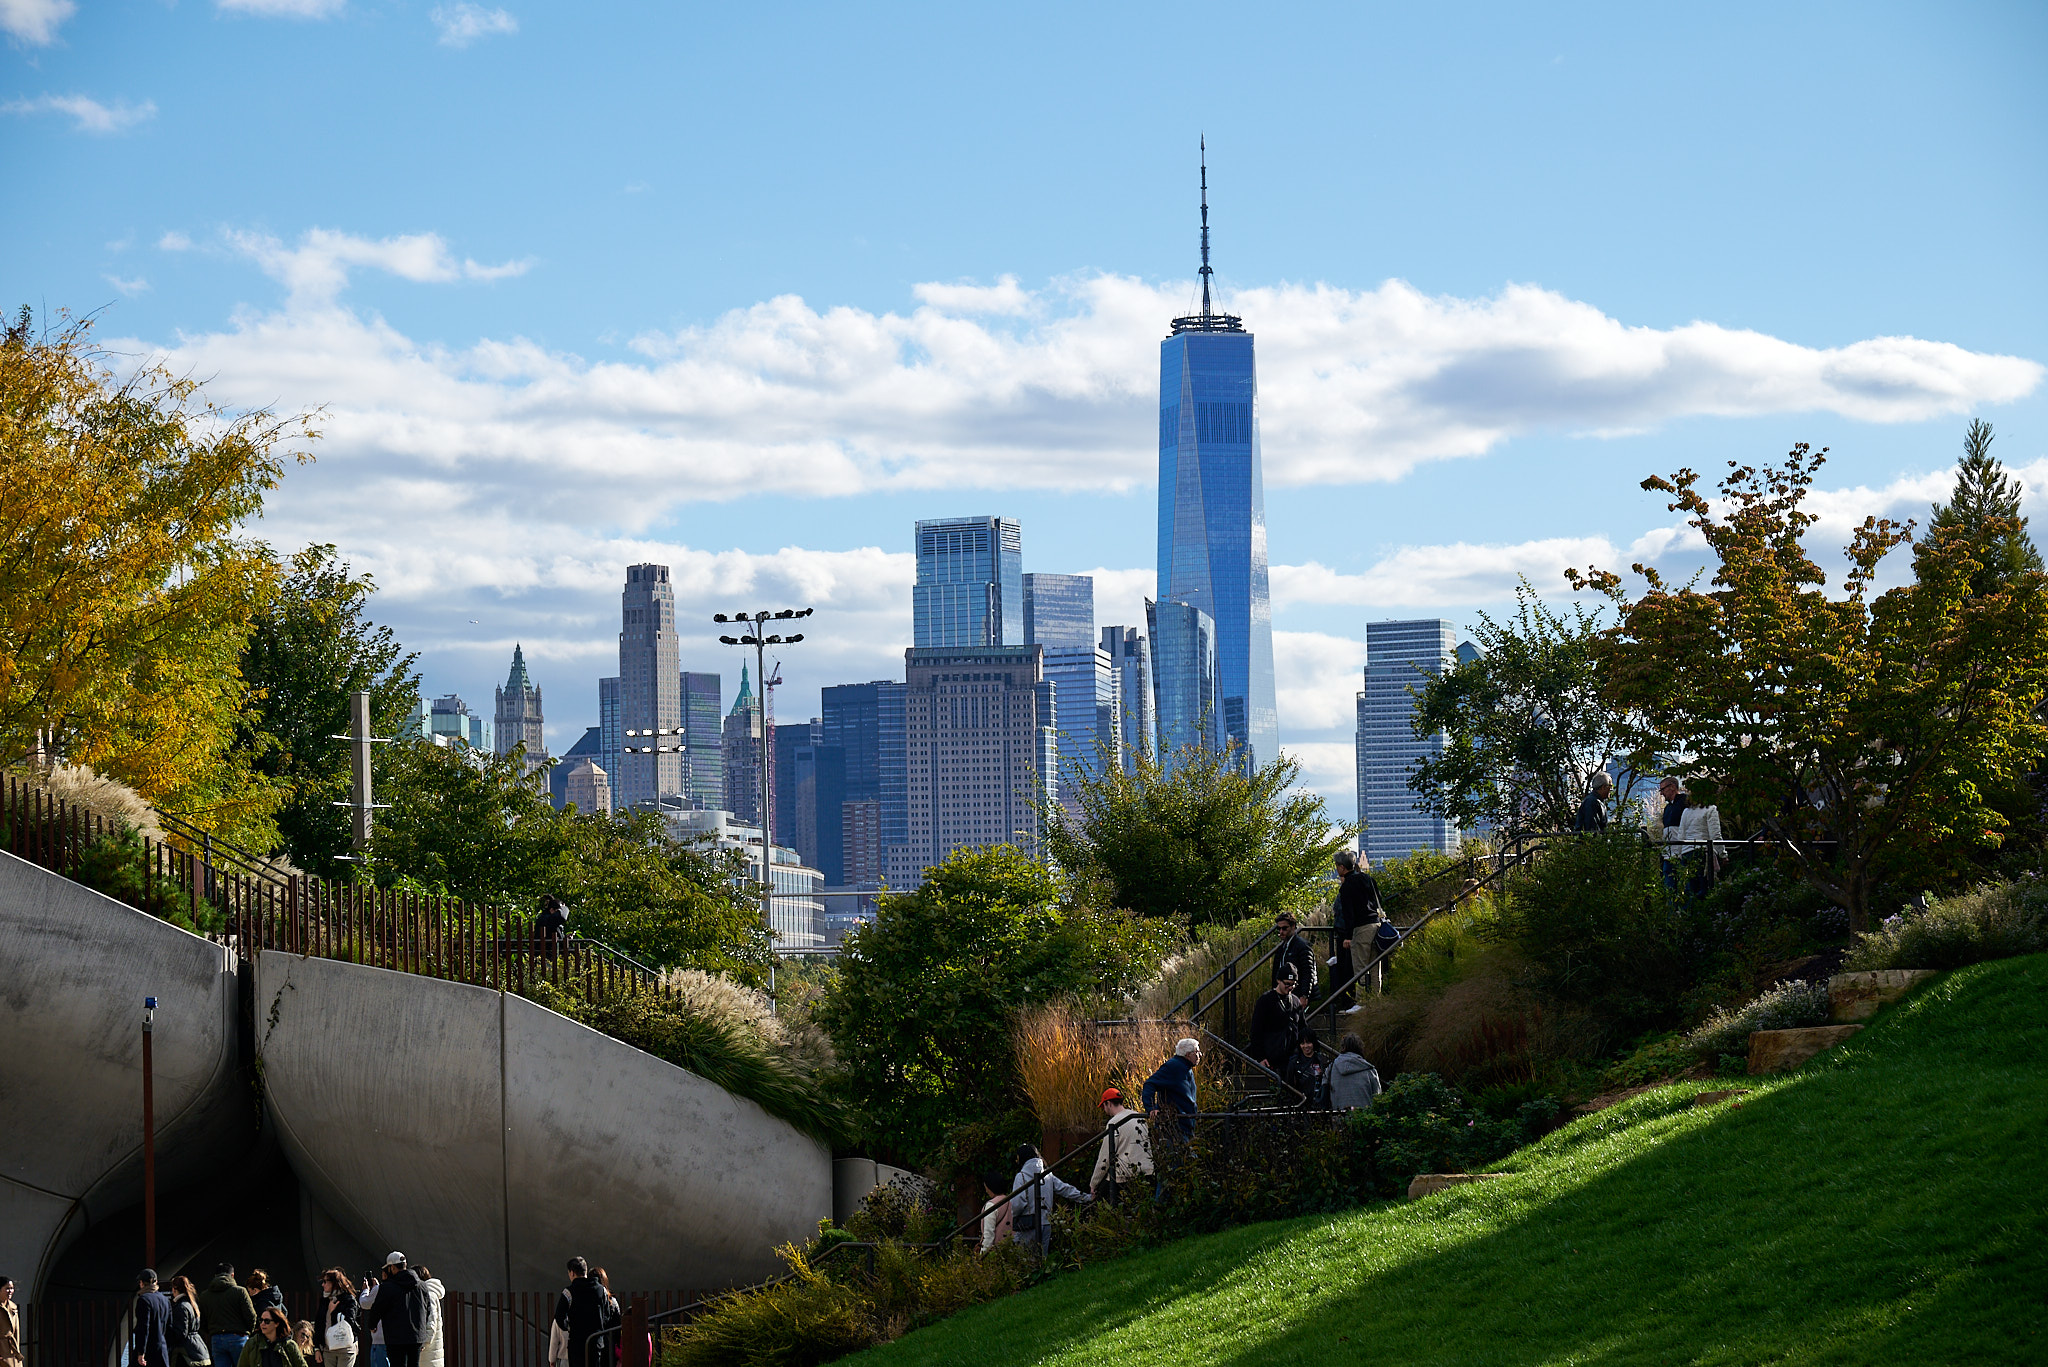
1654, 780, 1724, 897
414, 1267, 446, 1367
1009, 1143, 1091, 1255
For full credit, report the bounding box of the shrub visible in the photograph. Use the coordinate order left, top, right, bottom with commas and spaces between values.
1153, 1112, 1365, 1235
1601, 1033, 1704, 1090
1347, 1073, 1558, 1197
75, 822, 217, 934
1844, 880, 2048, 971
1685, 980, 1831, 1056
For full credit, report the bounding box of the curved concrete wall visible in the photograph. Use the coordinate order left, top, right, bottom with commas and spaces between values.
0, 851, 243, 1302
257, 951, 831, 1291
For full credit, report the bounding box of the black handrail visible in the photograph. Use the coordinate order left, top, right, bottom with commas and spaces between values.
1168, 923, 1281, 1021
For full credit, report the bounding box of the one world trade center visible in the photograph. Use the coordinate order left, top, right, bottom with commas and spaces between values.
1154, 143, 1278, 769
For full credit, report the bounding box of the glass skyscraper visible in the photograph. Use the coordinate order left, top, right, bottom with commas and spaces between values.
1101, 625, 1155, 772
1022, 573, 1096, 651
680, 670, 723, 810
1147, 598, 1220, 762
1154, 153, 1278, 770
913, 516, 1024, 648
1356, 618, 1461, 861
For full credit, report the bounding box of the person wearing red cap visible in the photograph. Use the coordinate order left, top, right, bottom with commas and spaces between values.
1088, 1088, 1154, 1206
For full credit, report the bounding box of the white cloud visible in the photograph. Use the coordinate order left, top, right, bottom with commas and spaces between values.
225, 227, 532, 304
432, 3, 517, 48
103, 274, 150, 296
216, 0, 345, 17
3, 94, 156, 134
159, 230, 194, 251
911, 276, 1033, 316
0, 0, 75, 46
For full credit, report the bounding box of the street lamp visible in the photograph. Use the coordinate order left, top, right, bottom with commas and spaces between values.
712, 608, 813, 1006
142, 995, 157, 1268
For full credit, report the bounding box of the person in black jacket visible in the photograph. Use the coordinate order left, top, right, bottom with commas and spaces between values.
317, 1268, 360, 1366
553, 1257, 618, 1367
1331, 850, 1384, 1011
131, 1270, 172, 1367
1251, 966, 1305, 1071
360, 1255, 432, 1367
1269, 912, 1316, 1001
1575, 774, 1612, 833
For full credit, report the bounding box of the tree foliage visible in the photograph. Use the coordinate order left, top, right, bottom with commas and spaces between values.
1569, 443, 2048, 930
816, 844, 1173, 1167
372, 739, 771, 981
1039, 742, 1351, 932
239, 544, 420, 876
0, 308, 314, 839
1408, 579, 1647, 835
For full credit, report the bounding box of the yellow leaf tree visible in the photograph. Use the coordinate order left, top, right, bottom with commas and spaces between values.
0, 308, 316, 840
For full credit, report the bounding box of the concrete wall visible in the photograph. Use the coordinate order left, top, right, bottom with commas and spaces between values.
256, 951, 831, 1291
0, 852, 243, 1303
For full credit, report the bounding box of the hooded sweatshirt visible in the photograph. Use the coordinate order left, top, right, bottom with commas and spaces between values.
1328, 1052, 1382, 1110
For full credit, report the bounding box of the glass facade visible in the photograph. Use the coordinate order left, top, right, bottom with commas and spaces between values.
1023, 572, 1097, 651
902, 645, 1047, 876
1041, 646, 1119, 811
1357, 619, 1461, 860
617, 563, 683, 808
913, 516, 1024, 648
680, 670, 724, 810
821, 680, 906, 886
1101, 625, 1155, 772
1156, 329, 1278, 770
1147, 598, 1220, 765
598, 676, 621, 811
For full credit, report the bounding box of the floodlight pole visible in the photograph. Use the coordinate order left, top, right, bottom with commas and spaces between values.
142, 995, 157, 1268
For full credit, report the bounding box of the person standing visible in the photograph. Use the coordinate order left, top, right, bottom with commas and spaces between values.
1327, 1034, 1383, 1111
359, 1255, 431, 1367
1575, 774, 1613, 833
1087, 1088, 1154, 1206
535, 895, 569, 959
1331, 850, 1384, 1010
132, 1270, 173, 1367
245, 1272, 283, 1321
976, 1172, 1014, 1253
0, 1276, 20, 1367
316, 1270, 360, 1367
1007, 1143, 1091, 1255
1251, 966, 1306, 1072
168, 1277, 211, 1367
412, 1268, 444, 1367
1269, 912, 1316, 1000
1282, 1032, 1326, 1107
235, 1307, 307, 1367
553, 1257, 616, 1367
1141, 1038, 1202, 1140
199, 1263, 257, 1367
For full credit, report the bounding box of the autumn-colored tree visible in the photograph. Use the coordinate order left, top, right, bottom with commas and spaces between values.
1570, 444, 2048, 931
0, 309, 315, 838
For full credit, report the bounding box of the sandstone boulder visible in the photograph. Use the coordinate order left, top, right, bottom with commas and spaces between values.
1690, 1089, 1748, 1108
1748, 1024, 1863, 1074
1407, 1173, 1504, 1200
1828, 969, 1939, 1022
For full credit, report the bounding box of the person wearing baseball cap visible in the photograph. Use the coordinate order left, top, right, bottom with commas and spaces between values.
361, 1253, 432, 1367
130, 1270, 170, 1367
1089, 1088, 1154, 1206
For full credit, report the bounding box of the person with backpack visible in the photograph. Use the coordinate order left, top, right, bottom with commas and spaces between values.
976, 1171, 1014, 1253
359, 1255, 432, 1367
1327, 1033, 1382, 1111
1087, 1088, 1154, 1205
552, 1257, 617, 1367
1331, 850, 1384, 1010
1008, 1143, 1091, 1255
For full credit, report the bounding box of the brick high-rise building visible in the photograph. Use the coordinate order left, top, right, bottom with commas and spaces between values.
903, 645, 1048, 876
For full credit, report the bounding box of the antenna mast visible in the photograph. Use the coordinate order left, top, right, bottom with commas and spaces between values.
1170, 137, 1243, 335
1199, 135, 1213, 319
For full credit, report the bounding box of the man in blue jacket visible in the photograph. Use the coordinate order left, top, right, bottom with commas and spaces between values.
130, 1271, 171, 1367
1141, 1037, 1201, 1138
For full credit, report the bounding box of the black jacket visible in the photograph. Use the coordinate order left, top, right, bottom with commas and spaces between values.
1575, 793, 1609, 832
1250, 987, 1304, 1067
131, 1289, 171, 1367
1271, 932, 1316, 998
321, 1288, 359, 1339
249, 1287, 284, 1317
1334, 870, 1383, 935
555, 1277, 618, 1361
363, 1270, 433, 1347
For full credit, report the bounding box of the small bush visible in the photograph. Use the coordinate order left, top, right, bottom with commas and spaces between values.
1153, 1112, 1364, 1235
1844, 881, 2048, 971
1685, 979, 1830, 1056
74, 822, 217, 934
1347, 1073, 1559, 1197
1601, 1034, 1703, 1091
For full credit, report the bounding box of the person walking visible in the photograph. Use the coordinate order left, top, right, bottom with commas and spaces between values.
1008, 1143, 1091, 1255
235, 1306, 307, 1367
1140, 1038, 1202, 1140
1269, 912, 1316, 1000
169, 1277, 211, 1367
1327, 1034, 1383, 1111
1088, 1088, 1154, 1206
1575, 774, 1613, 833
552, 1257, 617, 1367
1251, 966, 1306, 1072
976, 1172, 1014, 1253
412, 1269, 444, 1367
244, 1272, 283, 1321
199, 1263, 257, 1367
1331, 850, 1384, 1009
359, 1255, 431, 1367
0, 1276, 20, 1367
132, 1271, 173, 1367
354, 1271, 382, 1367
316, 1270, 360, 1367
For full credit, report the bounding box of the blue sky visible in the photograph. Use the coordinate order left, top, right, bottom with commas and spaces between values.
6, 0, 2045, 805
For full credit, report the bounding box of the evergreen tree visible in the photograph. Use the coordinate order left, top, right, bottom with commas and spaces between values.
1920, 419, 2043, 597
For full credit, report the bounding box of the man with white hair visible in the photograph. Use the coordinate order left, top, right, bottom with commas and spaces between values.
1141, 1037, 1202, 1140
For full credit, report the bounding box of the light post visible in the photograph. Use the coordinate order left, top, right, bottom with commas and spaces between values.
714, 608, 812, 1007
142, 994, 157, 1268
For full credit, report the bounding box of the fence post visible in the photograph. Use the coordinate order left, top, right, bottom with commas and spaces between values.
625, 1293, 650, 1367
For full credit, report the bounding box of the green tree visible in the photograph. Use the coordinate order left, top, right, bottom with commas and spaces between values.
1919, 419, 2043, 598
371, 740, 769, 979
238, 544, 420, 876
1039, 742, 1350, 932
1408, 580, 1647, 836
1570, 444, 2048, 930
817, 844, 1170, 1166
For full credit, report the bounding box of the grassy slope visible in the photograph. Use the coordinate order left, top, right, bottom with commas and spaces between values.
855, 956, 2048, 1366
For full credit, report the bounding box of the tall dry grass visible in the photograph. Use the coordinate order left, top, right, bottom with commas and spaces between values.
19, 763, 165, 842
1014, 1001, 1182, 1132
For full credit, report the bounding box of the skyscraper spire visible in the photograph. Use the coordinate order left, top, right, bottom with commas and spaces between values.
1199, 135, 1213, 319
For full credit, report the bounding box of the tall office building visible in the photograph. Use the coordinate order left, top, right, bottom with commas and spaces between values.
1357, 619, 1461, 861
722, 665, 765, 824
1022, 573, 1096, 651
680, 671, 724, 810
1147, 598, 1221, 763
1155, 146, 1278, 770
775, 719, 846, 883
1101, 625, 1156, 772
417, 693, 493, 751
597, 677, 622, 811
492, 644, 547, 772
913, 516, 1023, 648
617, 563, 682, 808
821, 681, 906, 887
903, 645, 1048, 876
1040, 647, 1117, 809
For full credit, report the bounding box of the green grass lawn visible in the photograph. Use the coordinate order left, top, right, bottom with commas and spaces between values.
852, 956, 2048, 1366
